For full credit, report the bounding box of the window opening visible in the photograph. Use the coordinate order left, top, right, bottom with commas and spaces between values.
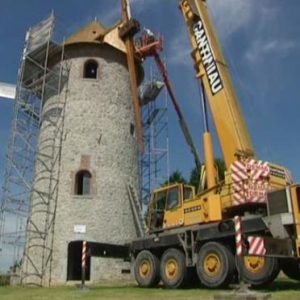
75, 170, 91, 195
183, 186, 193, 201
166, 187, 180, 210
130, 123, 135, 136
150, 191, 167, 230
84, 60, 98, 79
155, 191, 167, 210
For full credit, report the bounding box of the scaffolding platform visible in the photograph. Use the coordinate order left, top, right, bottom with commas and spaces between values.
0, 14, 69, 286
139, 74, 169, 208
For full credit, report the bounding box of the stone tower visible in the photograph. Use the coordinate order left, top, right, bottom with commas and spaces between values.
22, 20, 141, 286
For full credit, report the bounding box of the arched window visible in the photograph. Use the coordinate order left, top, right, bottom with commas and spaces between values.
75, 170, 92, 195
83, 60, 98, 79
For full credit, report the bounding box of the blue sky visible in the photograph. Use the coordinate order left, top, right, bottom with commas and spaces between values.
1, 0, 300, 183
0, 0, 300, 269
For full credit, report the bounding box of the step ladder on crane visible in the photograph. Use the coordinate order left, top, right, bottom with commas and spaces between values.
126, 183, 148, 237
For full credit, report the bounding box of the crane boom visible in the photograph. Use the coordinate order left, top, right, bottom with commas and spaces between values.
179, 0, 254, 168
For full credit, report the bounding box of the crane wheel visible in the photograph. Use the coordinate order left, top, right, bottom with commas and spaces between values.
196, 242, 235, 288
237, 256, 279, 288
160, 248, 187, 288
280, 258, 300, 281
134, 250, 160, 287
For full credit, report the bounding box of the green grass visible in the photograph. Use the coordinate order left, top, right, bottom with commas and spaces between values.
0, 280, 300, 300
0, 275, 10, 286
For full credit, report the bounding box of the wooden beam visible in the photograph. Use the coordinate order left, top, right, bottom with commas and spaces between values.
120, 0, 144, 152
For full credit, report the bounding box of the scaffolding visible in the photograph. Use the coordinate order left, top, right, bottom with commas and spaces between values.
139, 74, 170, 209
0, 14, 69, 286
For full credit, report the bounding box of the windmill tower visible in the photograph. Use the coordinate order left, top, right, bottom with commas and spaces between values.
20, 16, 142, 286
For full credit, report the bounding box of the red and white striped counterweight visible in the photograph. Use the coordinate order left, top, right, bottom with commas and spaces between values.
247, 236, 266, 256
231, 158, 270, 206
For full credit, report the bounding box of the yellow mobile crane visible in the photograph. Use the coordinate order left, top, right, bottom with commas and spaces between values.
88, 0, 300, 290
133, 0, 300, 288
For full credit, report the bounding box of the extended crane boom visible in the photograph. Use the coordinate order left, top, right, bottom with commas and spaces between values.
180, 0, 254, 168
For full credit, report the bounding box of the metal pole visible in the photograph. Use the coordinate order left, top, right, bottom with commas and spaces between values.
234, 216, 248, 291
81, 240, 87, 290
200, 81, 209, 133
200, 80, 216, 188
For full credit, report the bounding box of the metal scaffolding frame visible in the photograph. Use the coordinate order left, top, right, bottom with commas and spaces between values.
139, 72, 170, 209
0, 14, 69, 286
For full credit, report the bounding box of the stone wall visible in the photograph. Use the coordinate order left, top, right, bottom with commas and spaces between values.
22, 43, 139, 286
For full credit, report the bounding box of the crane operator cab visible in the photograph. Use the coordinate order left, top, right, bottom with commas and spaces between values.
147, 183, 195, 232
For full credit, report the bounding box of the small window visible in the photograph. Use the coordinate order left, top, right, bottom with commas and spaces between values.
155, 191, 167, 210
83, 60, 98, 79
183, 186, 193, 201
75, 170, 91, 195
166, 187, 180, 210
130, 123, 135, 136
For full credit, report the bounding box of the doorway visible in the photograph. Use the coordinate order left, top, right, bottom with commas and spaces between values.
67, 241, 90, 281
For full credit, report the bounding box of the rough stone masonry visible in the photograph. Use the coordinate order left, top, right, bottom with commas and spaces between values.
22, 21, 140, 286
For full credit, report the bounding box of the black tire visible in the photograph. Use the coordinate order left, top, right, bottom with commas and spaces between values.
134, 250, 160, 287
196, 242, 235, 288
160, 248, 187, 288
237, 256, 280, 288
280, 258, 300, 281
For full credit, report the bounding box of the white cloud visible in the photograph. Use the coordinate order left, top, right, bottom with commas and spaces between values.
166, 0, 256, 67
167, 27, 191, 67
245, 38, 299, 62
130, 0, 160, 13
95, 3, 120, 27
208, 0, 256, 39
96, 0, 161, 27
166, 1, 296, 67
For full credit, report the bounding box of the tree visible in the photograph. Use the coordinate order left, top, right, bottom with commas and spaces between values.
189, 167, 201, 190
188, 158, 226, 191
164, 170, 187, 186
215, 158, 226, 181
162, 158, 226, 191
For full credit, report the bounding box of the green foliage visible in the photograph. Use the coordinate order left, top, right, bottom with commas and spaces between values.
163, 158, 226, 191
164, 170, 187, 185
162, 158, 226, 191
215, 158, 226, 181
189, 167, 201, 190
9, 260, 21, 273
188, 158, 226, 191
0, 274, 10, 286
